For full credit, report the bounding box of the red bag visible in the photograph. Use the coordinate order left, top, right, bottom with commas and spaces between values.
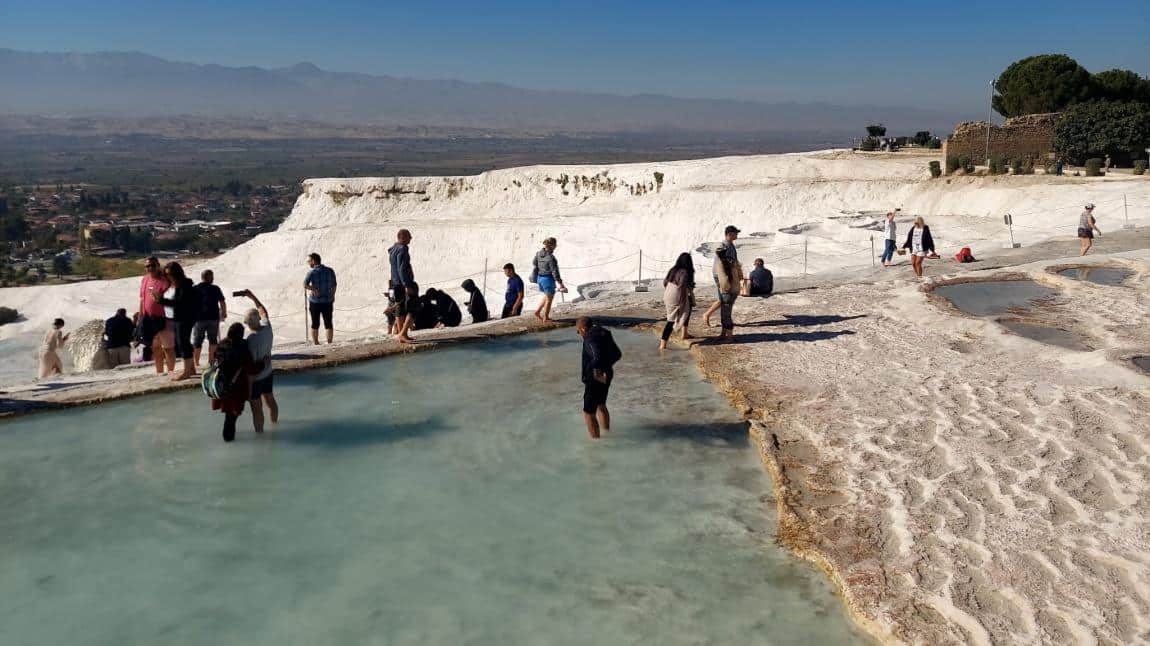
954, 247, 975, 263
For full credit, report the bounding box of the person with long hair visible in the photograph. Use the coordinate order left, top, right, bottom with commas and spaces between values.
138, 256, 172, 374
901, 216, 936, 278
660, 252, 695, 350
38, 318, 68, 379
532, 237, 566, 323
208, 322, 260, 442
1078, 203, 1102, 256
152, 261, 199, 381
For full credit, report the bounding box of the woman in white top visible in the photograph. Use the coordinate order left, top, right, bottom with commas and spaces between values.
1077, 203, 1101, 256
901, 216, 936, 278
38, 318, 69, 379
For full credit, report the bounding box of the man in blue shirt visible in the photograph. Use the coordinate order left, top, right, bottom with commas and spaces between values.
303, 253, 337, 345
502, 263, 524, 318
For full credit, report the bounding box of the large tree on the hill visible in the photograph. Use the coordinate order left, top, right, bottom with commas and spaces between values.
1053, 101, 1150, 164
992, 54, 1096, 118
1092, 69, 1150, 104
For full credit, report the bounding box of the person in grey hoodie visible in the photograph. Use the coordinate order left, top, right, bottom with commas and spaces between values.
388, 228, 419, 343
531, 237, 567, 323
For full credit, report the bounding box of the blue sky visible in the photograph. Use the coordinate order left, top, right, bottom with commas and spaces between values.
2, 0, 1147, 112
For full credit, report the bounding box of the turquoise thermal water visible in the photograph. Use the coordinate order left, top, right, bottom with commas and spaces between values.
0, 329, 867, 645
933, 280, 1057, 317
1056, 266, 1132, 286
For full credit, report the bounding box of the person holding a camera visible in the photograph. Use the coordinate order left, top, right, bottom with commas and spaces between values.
235, 289, 278, 433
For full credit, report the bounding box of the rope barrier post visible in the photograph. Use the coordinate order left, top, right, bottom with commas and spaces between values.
870, 235, 875, 267
303, 293, 308, 343
802, 238, 808, 276
1003, 213, 1020, 248
1124, 194, 1134, 230
482, 257, 488, 294
633, 248, 648, 292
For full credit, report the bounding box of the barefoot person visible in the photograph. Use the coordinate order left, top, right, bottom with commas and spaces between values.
502, 263, 524, 318
193, 270, 227, 367
103, 308, 135, 368
1078, 203, 1102, 256
303, 253, 337, 344
206, 323, 261, 443
138, 256, 173, 374
532, 237, 566, 323
577, 317, 621, 439
388, 229, 418, 343
240, 290, 278, 433
880, 211, 898, 266
460, 279, 489, 323
901, 216, 936, 278
152, 262, 199, 381
38, 318, 68, 379
703, 225, 740, 328
660, 252, 695, 350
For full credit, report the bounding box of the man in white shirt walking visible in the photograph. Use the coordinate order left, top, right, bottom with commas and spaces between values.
880, 210, 899, 266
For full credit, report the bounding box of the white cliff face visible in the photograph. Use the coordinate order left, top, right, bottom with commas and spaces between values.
1, 150, 1147, 364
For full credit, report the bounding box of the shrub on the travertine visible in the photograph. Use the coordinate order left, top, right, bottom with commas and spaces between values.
1085, 158, 1104, 177
1134, 161, 1147, 176
929, 161, 942, 178
989, 156, 1004, 175
946, 157, 960, 174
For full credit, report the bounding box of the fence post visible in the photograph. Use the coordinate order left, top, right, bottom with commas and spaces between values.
482, 257, 488, 295
638, 249, 642, 283
303, 293, 308, 343
1124, 194, 1134, 230
870, 235, 875, 267
802, 238, 808, 276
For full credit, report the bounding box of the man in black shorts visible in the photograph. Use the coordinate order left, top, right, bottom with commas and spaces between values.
577, 316, 622, 439
303, 253, 338, 344
388, 229, 418, 343
193, 269, 227, 366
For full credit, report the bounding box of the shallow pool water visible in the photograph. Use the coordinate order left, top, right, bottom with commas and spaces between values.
0, 329, 867, 645
1056, 266, 1132, 286
1133, 356, 1150, 375
998, 320, 1090, 351
933, 280, 1058, 317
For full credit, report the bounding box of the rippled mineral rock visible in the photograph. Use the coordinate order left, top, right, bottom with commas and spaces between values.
69, 319, 111, 371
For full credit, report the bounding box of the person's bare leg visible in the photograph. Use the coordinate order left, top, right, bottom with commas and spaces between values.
174, 358, 196, 381
583, 412, 601, 439
325, 328, 333, 344
534, 296, 547, 322
263, 393, 279, 424
310, 328, 319, 345
399, 315, 417, 343
193, 346, 202, 367
702, 301, 720, 327
542, 295, 554, 322
164, 343, 176, 374
596, 406, 610, 433
207, 343, 217, 365
152, 340, 164, 374
250, 398, 265, 433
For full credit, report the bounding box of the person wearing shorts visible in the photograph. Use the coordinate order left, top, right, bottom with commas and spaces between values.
577, 317, 621, 439
388, 229, 418, 343
138, 256, 172, 374
1078, 203, 1101, 256
193, 269, 227, 366
531, 237, 566, 323
303, 253, 337, 344
901, 217, 935, 278
241, 291, 278, 433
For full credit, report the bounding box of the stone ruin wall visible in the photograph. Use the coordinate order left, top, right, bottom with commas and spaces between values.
942, 112, 1058, 165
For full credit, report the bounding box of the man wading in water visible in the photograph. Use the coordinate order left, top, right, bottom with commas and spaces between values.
577, 317, 622, 439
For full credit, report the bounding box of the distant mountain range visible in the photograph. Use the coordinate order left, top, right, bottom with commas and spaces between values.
0, 49, 968, 137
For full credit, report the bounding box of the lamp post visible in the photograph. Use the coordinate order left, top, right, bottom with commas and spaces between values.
985, 80, 995, 166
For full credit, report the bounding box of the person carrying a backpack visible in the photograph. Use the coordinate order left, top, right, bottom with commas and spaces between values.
577, 317, 621, 439
205, 322, 262, 442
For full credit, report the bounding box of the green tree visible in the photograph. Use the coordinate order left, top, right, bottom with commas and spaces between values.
1092, 69, 1150, 104
52, 254, 71, 277
1053, 101, 1150, 164
866, 124, 887, 137
993, 54, 1095, 118
912, 131, 932, 146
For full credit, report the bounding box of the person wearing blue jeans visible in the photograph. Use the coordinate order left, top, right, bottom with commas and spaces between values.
880, 210, 898, 266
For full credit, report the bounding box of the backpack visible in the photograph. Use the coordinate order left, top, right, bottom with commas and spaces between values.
202, 344, 245, 400
954, 247, 976, 263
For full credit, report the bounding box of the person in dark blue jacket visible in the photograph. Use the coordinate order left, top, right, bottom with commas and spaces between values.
577, 317, 621, 439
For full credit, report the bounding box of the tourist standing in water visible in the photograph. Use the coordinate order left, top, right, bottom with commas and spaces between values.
532, 237, 566, 323
240, 290, 278, 433
208, 323, 258, 442
901, 216, 936, 278
577, 317, 621, 439
503, 263, 524, 318
460, 279, 489, 323
153, 262, 199, 381
389, 229, 419, 344
138, 256, 172, 374
303, 253, 337, 344
38, 318, 68, 379
703, 225, 741, 331
880, 211, 898, 266
193, 269, 227, 367
660, 253, 695, 351
103, 308, 135, 368
1078, 203, 1102, 256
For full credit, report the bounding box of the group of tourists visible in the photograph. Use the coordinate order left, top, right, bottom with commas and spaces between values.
878, 209, 939, 277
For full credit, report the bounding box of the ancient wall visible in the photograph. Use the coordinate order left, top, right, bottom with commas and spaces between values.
942, 113, 1058, 166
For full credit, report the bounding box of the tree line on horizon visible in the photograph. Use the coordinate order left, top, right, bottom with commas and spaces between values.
992, 54, 1150, 166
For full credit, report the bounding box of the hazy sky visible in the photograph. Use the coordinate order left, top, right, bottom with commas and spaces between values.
3, 0, 1148, 112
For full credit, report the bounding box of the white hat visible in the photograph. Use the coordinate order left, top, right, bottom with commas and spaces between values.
1085, 203, 1095, 209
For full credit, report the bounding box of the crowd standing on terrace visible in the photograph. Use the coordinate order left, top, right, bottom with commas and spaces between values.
32, 203, 1108, 440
